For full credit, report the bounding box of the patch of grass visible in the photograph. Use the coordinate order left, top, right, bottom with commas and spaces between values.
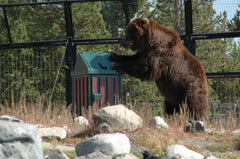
205, 144, 227, 152
131, 151, 143, 159
130, 103, 193, 155
234, 139, 240, 151
63, 150, 76, 159
130, 128, 183, 155
214, 153, 240, 159
43, 147, 49, 154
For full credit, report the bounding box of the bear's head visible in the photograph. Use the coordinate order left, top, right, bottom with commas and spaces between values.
123, 18, 150, 51
123, 17, 179, 51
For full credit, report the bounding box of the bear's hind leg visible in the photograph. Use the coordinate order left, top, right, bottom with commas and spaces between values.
164, 100, 180, 115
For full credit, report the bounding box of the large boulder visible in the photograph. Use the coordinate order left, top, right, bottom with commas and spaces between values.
165, 144, 203, 159
75, 133, 130, 158
0, 115, 44, 159
92, 104, 143, 132
38, 127, 67, 140
148, 116, 168, 129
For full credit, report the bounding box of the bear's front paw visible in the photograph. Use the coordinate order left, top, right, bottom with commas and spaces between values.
109, 52, 118, 61
112, 63, 119, 70
112, 64, 123, 73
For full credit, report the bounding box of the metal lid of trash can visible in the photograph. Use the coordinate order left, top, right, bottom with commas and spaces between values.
72, 52, 120, 77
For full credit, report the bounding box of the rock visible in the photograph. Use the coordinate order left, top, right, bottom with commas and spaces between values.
182, 138, 219, 149
38, 127, 67, 140
231, 129, 240, 137
205, 128, 225, 134
42, 142, 75, 152
0, 115, 44, 159
74, 152, 138, 159
165, 144, 203, 159
97, 122, 114, 133
62, 125, 72, 133
204, 154, 220, 159
74, 151, 110, 159
75, 116, 89, 127
185, 120, 205, 133
45, 149, 69, 159
75, 133, 130, 158
148, 116, 168, 129
0, 115, 22, 122
119, 153, 139, 159
92, 104, 143, 132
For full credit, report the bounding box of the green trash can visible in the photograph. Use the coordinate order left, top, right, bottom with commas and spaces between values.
71, 52, 122, 115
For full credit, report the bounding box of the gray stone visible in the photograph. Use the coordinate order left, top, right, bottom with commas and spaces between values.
0, 115, 44, 159
165, 144, 203, 159
75, 116, 89, 127
92, 104, 143, 132
231, 128, 240, 137
0, 115, 22, 122
113, 153, 139, 159
97, 122, 114, 133
38, 127, 67, 140
118, 153, 139, 159
149, 116, 168, 129
42, 142, 75, 152
185, 120, 205, 133
44, 149, 69, 159
75, 133, 130, 158
74, 151, 110, 159
74, 152, 138, 159
204, 154, 220, 159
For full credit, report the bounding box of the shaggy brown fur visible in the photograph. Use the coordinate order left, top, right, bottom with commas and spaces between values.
110, 18, 208, 119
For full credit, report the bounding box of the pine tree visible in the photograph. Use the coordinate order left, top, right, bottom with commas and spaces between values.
101, 0, 146, 37
0, 0, 37, 103
228, 4, 240, 31
72, 2, 111, 52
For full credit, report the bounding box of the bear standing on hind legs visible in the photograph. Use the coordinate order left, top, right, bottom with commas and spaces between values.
110, 17, 208, 120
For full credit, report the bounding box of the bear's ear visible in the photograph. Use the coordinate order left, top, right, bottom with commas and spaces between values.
137, 20, 146, 29
132, 18, 149, 32
137, 18, 149, 30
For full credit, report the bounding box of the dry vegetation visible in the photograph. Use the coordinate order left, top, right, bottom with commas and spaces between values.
0, 94, 73, 128
1, 95, 240, 159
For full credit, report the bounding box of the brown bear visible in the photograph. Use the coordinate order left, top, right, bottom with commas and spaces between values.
110, 17, 208, 119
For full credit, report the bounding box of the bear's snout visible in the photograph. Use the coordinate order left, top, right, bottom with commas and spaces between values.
122, 38, 133, 50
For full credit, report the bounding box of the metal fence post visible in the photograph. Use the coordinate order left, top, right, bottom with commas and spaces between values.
64, 2, 76, 109
184, 0, 196, 56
